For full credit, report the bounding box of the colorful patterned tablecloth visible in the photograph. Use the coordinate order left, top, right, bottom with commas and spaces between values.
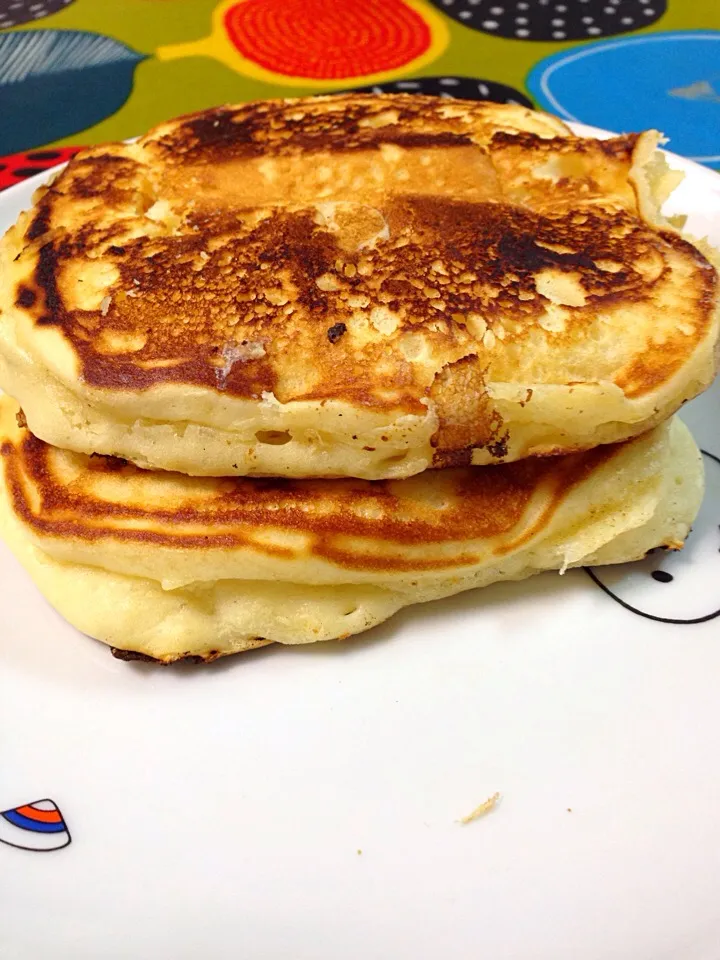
0, 0, 718, 191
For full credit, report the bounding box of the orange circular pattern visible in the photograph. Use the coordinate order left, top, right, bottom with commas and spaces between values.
224, 0, 431, 80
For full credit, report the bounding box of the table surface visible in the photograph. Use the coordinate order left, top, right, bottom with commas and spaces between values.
0, 0, 718, 192
3, 6, 720, 959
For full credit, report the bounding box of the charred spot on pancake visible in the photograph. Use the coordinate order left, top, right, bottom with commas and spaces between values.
89, 452, 128, 472
485, 432, 510, 460
327, 322, 347, 343
110, 647, 162, 663
33, 241, 65, 325
65, 153, 141, 201
15, 287, 36, 309
108, 245, 126, 256
153, 96, 485, 161
15, 409, 27, 430
26, 203, 51, 242
25, 188, 53, 242
432, 446, 473, 468
490, 129, 641, 173
109, 644, 261, 664
110, 647, 213, 665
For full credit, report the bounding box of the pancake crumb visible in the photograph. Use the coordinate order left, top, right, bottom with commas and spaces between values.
15, 409, 27, 429
460, 792, 500, 824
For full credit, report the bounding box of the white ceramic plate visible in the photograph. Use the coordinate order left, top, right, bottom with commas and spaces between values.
1, 129, 719, 960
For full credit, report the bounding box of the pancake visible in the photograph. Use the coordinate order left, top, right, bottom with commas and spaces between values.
0, 94, 717, 480
0, 396, 703, 662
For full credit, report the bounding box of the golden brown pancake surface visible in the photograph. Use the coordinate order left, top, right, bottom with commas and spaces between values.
1, 95, 717, 479
0, 395, 679, 583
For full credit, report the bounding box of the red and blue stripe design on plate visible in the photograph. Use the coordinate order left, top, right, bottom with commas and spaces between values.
0, 798, 72, 851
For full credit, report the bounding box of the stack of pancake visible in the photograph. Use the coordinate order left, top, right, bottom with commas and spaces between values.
0, 94, 717, 663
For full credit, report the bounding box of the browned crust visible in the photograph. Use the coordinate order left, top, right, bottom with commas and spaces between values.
7, 94, 717, 457
16, 198, 709, 406
151, 97, 481, 161
110, 647, 218, 665
614, 231, 718, 398
109, 642, 271, 664
2, 422, 620, 572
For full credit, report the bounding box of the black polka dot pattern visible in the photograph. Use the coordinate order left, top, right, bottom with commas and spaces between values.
428, 0, 667, 42
341, 75, 533, 107
0, 145, 83, 192
0, 0, 74, 29
26, 150, 62, 161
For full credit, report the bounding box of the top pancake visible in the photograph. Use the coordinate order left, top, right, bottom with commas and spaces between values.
0, 94, 718, 479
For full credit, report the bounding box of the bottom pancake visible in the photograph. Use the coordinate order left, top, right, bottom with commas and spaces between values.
0, 398, 704, 662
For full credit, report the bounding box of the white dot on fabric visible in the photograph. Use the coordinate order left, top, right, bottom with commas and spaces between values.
582, 15, 594, 23
482, 19, 499, 28
515, 28, 529, 35
587, 26, 602, 34
552, 29, 566, 37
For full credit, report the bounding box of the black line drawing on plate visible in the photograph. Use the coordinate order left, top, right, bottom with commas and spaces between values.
586, 450, 720, 624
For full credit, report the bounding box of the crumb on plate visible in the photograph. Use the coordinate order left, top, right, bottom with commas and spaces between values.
460, 792, 501, 824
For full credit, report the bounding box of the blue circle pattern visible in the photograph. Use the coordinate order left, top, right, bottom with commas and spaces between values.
528, 31, 720, 168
